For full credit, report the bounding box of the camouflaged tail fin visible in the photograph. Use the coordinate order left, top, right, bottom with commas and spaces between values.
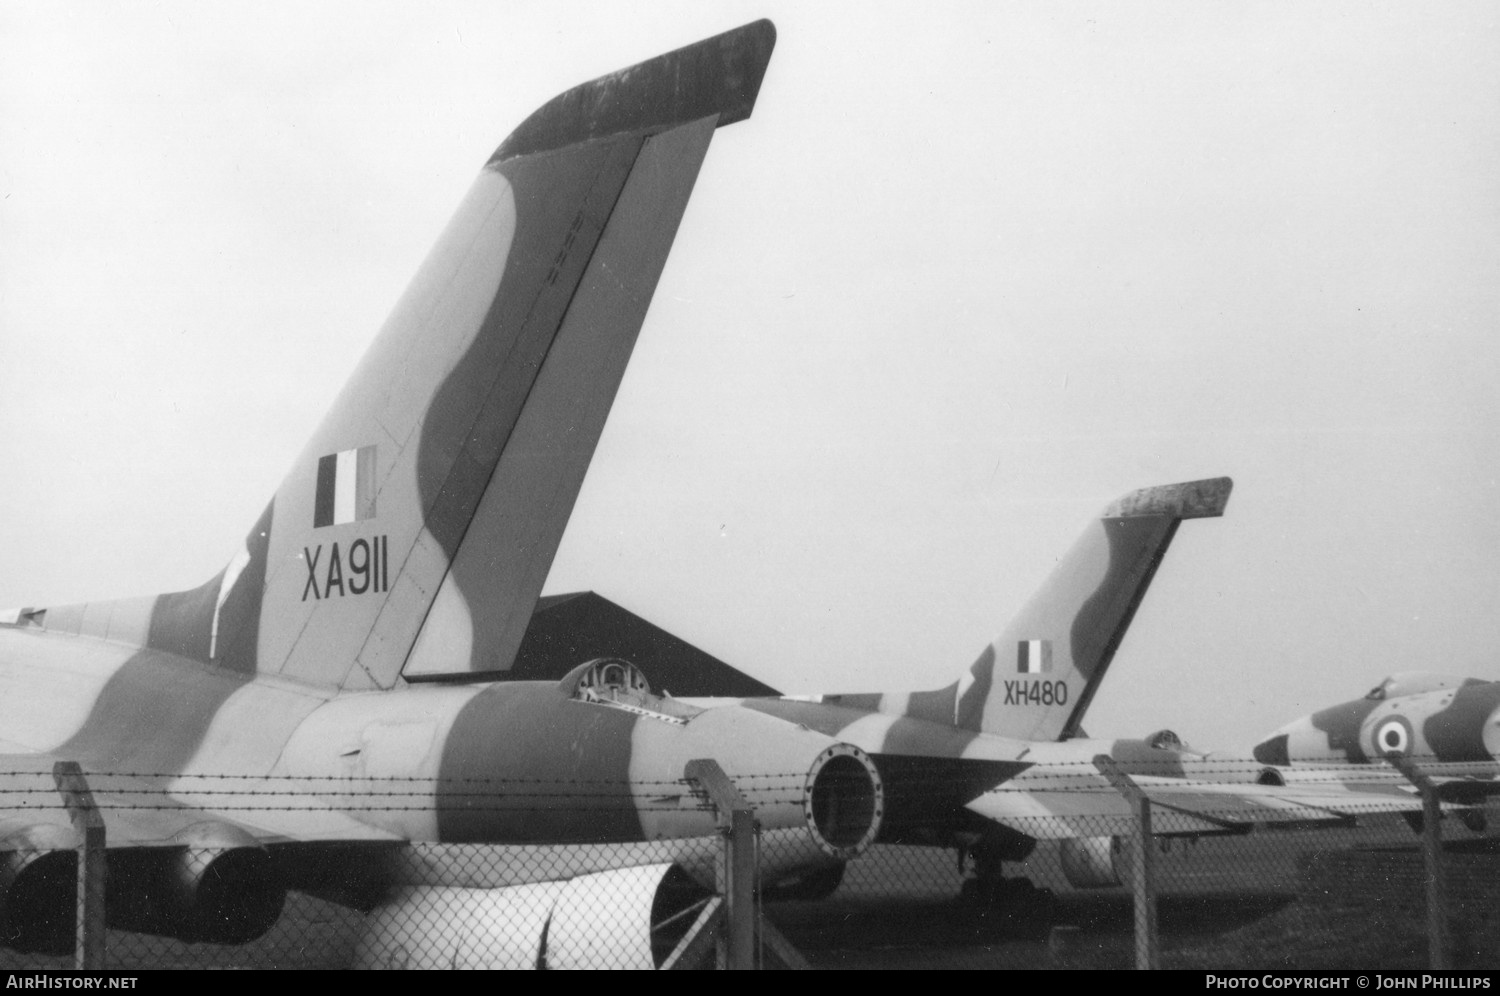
14, 23, 778, 693
954, 477, 1233, 740
817, 478, 1231, 739
261, 20, 776, 691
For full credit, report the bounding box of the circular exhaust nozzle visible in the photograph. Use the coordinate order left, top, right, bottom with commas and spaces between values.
804, 743, 883, 859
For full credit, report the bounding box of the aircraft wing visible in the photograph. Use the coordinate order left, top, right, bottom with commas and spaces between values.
1267, 760, 1500, 807
964, 775, 1431, 840
1427, 770, 1500, 805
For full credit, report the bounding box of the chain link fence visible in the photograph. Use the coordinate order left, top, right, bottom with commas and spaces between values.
767, 756, 1500, 970
0, 757, 1495, 969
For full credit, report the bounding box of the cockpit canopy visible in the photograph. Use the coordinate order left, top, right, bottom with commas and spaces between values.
1145, 729, 1185, 751
1362, 671, 1473, 702
557, 657, 700, 725
563, 657, 653, 703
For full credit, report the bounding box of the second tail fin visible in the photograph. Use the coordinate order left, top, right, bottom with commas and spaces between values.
959, 477, 1232, 739
830, 477, 1232, 741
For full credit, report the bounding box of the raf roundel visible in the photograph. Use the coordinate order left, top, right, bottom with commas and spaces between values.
1373, 715, 1415, 757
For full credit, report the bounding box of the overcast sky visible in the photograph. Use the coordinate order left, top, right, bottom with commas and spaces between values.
1, 2, 1496, 752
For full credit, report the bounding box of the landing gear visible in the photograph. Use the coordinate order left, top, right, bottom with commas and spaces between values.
955, 829, 1056, 933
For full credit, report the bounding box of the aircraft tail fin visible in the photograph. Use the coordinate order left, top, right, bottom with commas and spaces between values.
959, 477, 1232, 740
17, 22, 778, 691
827, 478, 1232, 740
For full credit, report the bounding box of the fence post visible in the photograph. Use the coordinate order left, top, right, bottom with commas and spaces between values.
52, 761, 105, 970
684, 759, 756, 970
1093, 755, 1159, 970
1386, 753, 1450, 969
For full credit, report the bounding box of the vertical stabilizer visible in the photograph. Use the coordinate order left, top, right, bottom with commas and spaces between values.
26, 23, 778, 692
254, 21, 777, 690
959, 477, 1232, 740
832, 478, 1232, 740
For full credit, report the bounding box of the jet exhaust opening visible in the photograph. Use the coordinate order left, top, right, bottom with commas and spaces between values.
811, 757, 873, 846
0, 850, 78, 955
179, 846, 287, 943
805, 744, 883, 858
105, 837, 286, 945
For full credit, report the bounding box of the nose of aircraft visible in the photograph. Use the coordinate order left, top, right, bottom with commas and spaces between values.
1252, 731, 1290, 766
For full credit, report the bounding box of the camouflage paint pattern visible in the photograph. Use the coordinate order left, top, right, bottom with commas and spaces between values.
1255, 671, 1500, 767
0, 22, 1432, 956
675, 478, 1428, 842
12, 22, 775, 695
0, 22, 882, 864
802, 478, 1233, 743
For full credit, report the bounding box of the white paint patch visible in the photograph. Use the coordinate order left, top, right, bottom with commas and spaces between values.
357, 719, 440, 774
180, 679, 328, 778
0, 629, 134, 750
334, 447, 360, 524
831, 713, 904, 753
1484, 707, 1500, 760
959, 730, 1038, 762
955, 654, 981, 722
209, 543, 252, 658
878, 692, 910, 717
402, 572, 475, 675
274, 685, 483, 840
674, 697, 744, 709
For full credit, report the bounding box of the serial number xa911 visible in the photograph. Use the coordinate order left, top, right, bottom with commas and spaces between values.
1003, 680, 1069, 706
302, 536, 389, 601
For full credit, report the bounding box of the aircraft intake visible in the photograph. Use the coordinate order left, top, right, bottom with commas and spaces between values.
1058, 835, 1127, 889
354, 864, 712, 969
